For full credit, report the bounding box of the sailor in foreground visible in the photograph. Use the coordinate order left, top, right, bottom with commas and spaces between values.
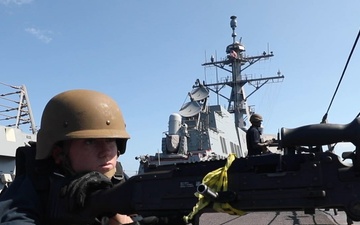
246, 113, 273, 156
0, 89, 137, 224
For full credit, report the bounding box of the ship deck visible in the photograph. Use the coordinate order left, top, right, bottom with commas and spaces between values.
200, 209, 355, 225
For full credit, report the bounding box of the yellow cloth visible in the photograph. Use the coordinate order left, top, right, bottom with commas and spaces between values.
183, 154, 246, 223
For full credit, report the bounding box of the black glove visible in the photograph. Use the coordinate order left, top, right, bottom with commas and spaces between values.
61, 171, 113, 211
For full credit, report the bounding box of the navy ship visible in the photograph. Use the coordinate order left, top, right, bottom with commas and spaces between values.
0, 82, 37, 190
136, 16, 284, 174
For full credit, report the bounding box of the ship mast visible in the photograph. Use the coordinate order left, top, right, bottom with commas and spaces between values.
201, 15, 284, 130
0, 83, 37, 134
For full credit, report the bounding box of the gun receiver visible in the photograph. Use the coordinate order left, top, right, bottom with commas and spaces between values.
281, 117, 360, 168
50, 118, 360, 225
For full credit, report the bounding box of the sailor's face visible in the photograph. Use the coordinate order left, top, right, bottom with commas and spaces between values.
68, 138, 118, 175
253, 121, 262, 127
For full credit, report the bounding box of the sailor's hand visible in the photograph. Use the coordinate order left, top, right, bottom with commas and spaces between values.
107, 214, 160, 225
265, 139, 273, 146
108, 214, 135, 225
47, 172, 110, 224
61, 171, 113, 210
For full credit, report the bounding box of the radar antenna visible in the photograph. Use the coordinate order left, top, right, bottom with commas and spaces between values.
199, 15, 284, 130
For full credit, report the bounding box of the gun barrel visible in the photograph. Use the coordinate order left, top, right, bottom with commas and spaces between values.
281, 117, 360, 147
197, 184, 218, 199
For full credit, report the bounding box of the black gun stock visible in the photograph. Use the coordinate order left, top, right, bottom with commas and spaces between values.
50, 118, 360, 224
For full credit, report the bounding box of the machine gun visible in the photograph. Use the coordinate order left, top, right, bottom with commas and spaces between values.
41, 118, 360, 224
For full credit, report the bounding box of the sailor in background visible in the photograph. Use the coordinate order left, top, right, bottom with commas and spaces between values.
246, 113, 273, 156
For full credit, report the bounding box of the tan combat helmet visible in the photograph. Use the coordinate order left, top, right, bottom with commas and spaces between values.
250, 113, 263, 124
36, 89, 130, 160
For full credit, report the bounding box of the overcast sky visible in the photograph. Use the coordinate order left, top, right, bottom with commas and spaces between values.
1, 0, 359, 175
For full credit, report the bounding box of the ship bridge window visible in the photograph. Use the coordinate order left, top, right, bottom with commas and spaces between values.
220, 136, 228, 154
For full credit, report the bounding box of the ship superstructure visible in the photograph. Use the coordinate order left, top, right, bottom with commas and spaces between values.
136, 16, 284, 174
0, 82, 37, 190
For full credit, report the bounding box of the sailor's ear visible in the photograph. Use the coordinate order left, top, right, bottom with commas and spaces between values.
52, 146, 65, 164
